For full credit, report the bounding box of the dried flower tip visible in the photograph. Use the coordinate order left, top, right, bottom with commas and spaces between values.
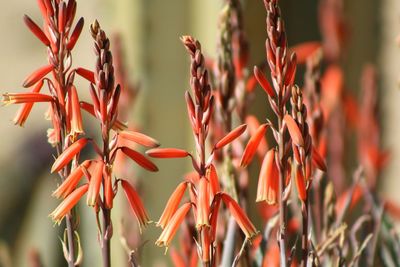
254, 66, 275, 97
51, 138, 89, 173
121, 147, 158, 172
214, 124, 247, 150
119, 131, 160, 148
240, 123, 268, 167
146, 148, 190, 159
221, 193, 258, 240
50, 184, 89, 224
23, 65, 53, 88
23, 15, 50, 46
156, 202, 192, 249
283, 114, 304, 147
86, 161, 104, 207
121, 179, 151, 232
157, 182, 188, 229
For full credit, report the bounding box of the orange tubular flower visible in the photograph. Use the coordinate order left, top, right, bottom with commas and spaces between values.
254, 65, 275, 97
121, 179, 151, 231
256, 149, 279, 205
196, 178, 210, 229
52, 160, 92, 199
69, 85, 84, 135
213, 124, 247, 150
87, 160, 104, 207
241, 122, 269, 167
50, 184, 89, 224
13, 80, 44, 126
23, 15, 50, 46
246, 116, 269, 157
209, 196, 222, 243
67, 17, 84, 51
120, 147, 158, 172
201, 227, 211, 263
221, 193, 258, 240
104, 169, 114, 209
75, 67, 95, 84
51, 137, 89, 173
3, 92, 53, 105
146, 148, 190, 158
157, 182, 188, 229
207, 164, 220, 197
295, 165, 307, 202
22, 64, 53, 88
156, 202, 192, 250
283, 114, 304, 147
119, 130, 160, 148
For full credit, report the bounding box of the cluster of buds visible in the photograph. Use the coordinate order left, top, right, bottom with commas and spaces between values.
89, 21, 120, 138
147, 36, 257, 265
255, 0, 297, 109
290, 86, 313, 202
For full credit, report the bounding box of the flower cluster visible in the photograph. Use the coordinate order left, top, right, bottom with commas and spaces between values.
147, 36, 258, 265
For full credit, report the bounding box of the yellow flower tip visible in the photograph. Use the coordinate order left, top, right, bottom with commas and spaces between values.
2, 94, 12, 106
86, 197, 96, 207
195, 222, 211, 231
154, 240, 170, 255
138, 220, 153, 235
246, 230, 260, 243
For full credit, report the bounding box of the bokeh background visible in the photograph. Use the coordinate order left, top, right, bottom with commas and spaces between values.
0, 0, 399, 266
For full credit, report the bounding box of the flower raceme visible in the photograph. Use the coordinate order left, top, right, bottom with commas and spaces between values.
3, 2, 92, 265
49, 21, 160, 227
149, 36, 257, 263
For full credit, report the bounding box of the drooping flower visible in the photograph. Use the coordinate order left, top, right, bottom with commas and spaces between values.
51, 138, 89, 173
156, 202, 192, 250
256, 149, 279, 205
121, 179, 151, 232
50, 184, 89, 224
157, 182, 188, 229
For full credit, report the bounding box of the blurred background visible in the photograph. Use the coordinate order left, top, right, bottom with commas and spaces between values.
0, 0, 399, 266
